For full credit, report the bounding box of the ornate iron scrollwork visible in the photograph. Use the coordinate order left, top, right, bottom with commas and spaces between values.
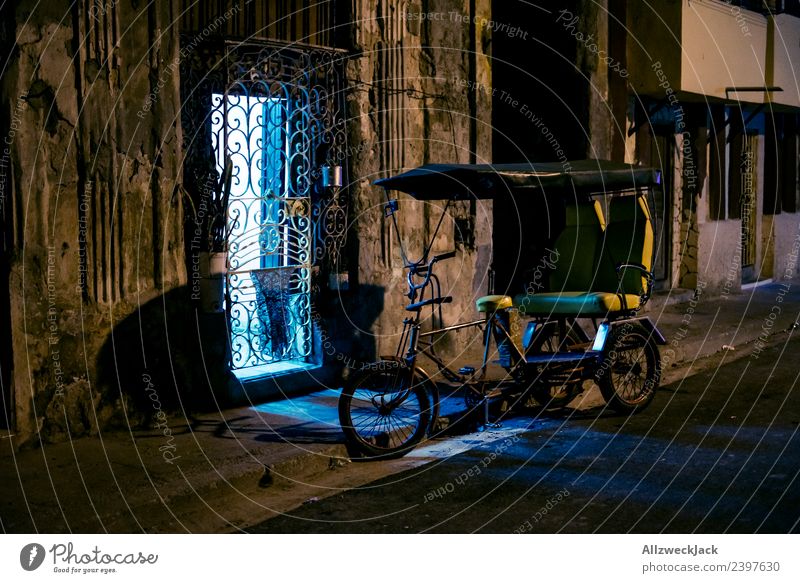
213, 41, 348, 370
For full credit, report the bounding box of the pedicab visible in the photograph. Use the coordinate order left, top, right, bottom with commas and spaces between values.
338, 160, 666, 459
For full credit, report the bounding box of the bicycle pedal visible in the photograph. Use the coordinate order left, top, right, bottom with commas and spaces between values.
458, 366, 476, 375
478, 421, 503, 432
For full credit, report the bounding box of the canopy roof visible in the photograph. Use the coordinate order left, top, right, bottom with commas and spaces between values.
374, 160, 661, 200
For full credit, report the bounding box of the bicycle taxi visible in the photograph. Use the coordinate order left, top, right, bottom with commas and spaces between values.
338, 160, 666, 459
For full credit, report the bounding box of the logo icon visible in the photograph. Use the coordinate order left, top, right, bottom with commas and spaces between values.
20, 543, 46, 571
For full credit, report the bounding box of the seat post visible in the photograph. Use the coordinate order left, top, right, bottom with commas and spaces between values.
481, 313, 492, 372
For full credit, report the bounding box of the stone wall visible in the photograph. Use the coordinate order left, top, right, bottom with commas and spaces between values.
334, 0, 493, 369
2, 0, 492, 444
766, 212, 800, 283
3, 1, 186, 445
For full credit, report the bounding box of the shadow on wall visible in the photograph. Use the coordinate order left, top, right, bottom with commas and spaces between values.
95, 286, 230, 427
317, 283, 386, 370
94, 283, 388, 425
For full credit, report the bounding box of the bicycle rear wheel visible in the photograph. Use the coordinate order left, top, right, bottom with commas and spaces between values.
339, 361, 432, 460
528, 323, 586, 409
596, 327, 660, 413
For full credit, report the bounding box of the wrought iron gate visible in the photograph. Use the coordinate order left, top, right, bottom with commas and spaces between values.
740, 133, 758, 280
213, 43, 347, 370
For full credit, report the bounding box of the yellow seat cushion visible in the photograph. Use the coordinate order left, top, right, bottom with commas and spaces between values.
514, 291, 641, 316
476, 294, 513, 313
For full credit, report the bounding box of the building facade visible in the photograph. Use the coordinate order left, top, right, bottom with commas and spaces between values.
0, 0, 491, 444
492, 0, 800, 297
627, 0, 800, 294
2, 0, 799, 446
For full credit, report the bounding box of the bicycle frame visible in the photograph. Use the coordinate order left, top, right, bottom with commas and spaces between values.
405, 318, 492, 384
394, 258, 528, 387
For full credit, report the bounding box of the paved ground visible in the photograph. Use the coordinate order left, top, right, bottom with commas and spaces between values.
2, 281, 800, 533
248, 332, 800, 533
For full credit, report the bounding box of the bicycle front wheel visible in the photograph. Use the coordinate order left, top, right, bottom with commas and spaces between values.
338, 361, 432, 460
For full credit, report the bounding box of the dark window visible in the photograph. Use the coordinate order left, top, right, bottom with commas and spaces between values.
764, 112, 782, 215
730, 0, 800, 17
649, 130, 674, 286
728, 112, 745, 220
773, 0, 800, 17
782, 114, 798, 213
708, 106, 727, 220
764, 113, 799, 214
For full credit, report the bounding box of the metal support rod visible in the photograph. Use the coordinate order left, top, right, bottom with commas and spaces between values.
419, 319, 485, 337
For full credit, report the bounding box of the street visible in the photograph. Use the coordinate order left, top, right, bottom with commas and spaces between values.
248, 333, 800, 533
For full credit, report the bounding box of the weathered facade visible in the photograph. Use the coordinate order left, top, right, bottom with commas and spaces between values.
0, 1, 491, 445
491, 0, 800, 296
5, 0, 798, 448
1, 1, 186, 444
626, 0, 800, 294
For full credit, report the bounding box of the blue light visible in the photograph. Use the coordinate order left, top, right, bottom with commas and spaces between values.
591, 322, 610, 351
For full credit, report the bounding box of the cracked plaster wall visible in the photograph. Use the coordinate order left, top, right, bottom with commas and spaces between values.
2, 0, 185, 445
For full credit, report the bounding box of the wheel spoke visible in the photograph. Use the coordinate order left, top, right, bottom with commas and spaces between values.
340, 363, 430, 456
604, 331, 658, 409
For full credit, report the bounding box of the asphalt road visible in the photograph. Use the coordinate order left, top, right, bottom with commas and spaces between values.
248, 334, 800, 534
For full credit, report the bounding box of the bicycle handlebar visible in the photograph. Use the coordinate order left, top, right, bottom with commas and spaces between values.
433, 250, 456, 262
406, 250, 457, 294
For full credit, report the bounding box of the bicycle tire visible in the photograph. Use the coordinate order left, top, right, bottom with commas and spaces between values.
339, 360, 432, 460
596, 326, 660, 414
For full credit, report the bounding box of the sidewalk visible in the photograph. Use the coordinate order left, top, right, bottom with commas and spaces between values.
2, 280, 799, 533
